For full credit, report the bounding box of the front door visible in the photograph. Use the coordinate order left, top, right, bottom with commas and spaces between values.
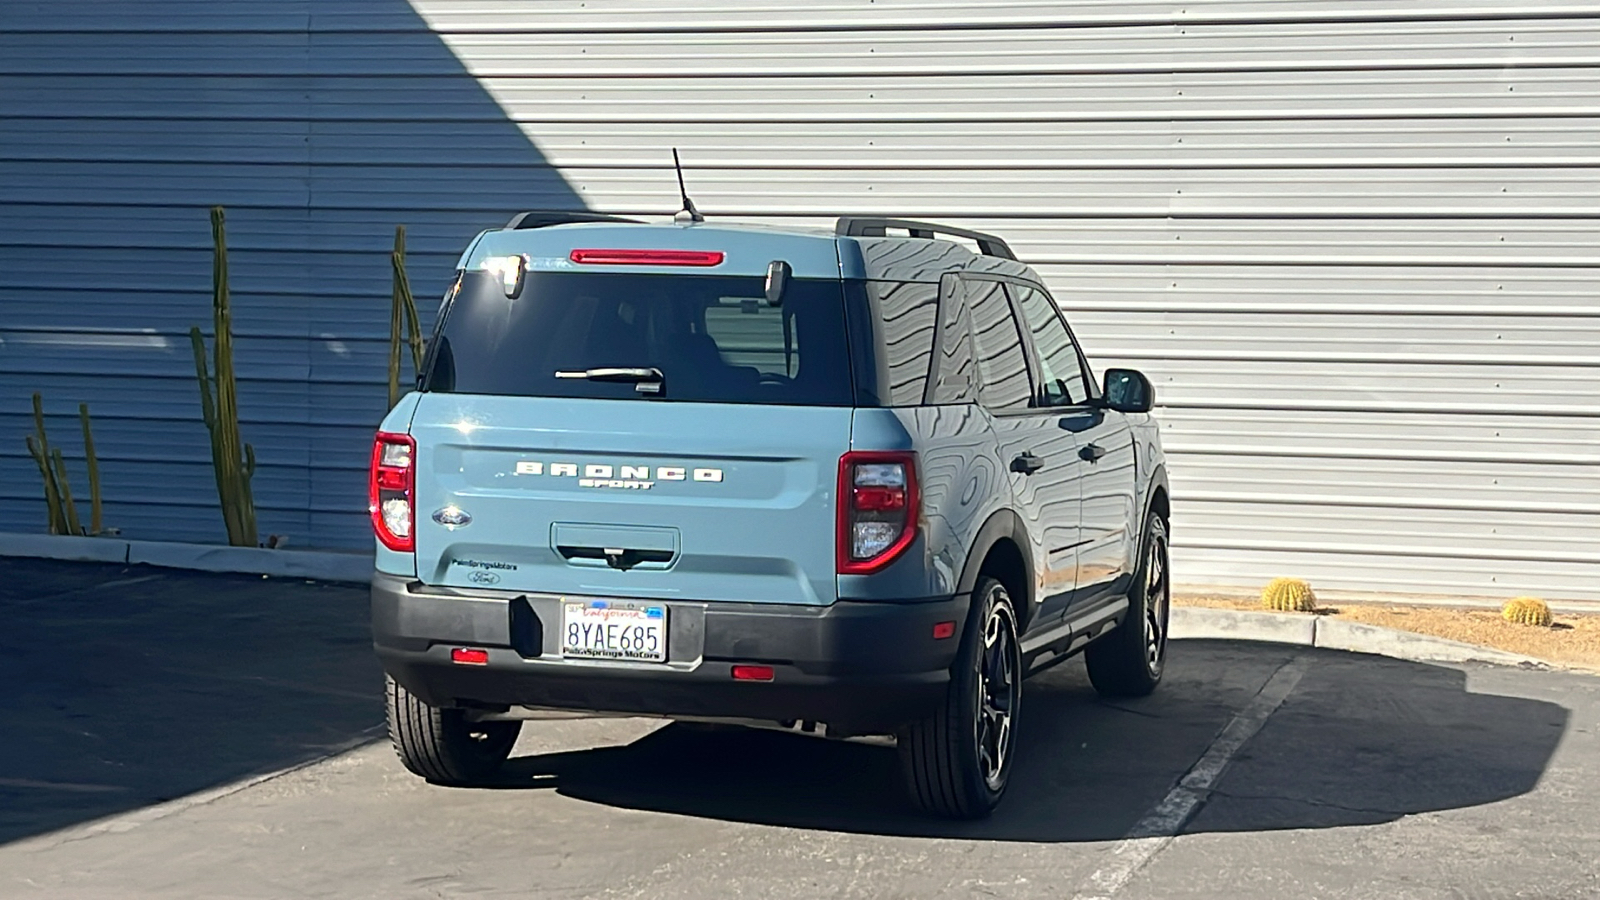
1063, 409, 1137, 604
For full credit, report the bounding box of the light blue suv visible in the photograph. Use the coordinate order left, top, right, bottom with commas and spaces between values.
370, 213, 1170, 819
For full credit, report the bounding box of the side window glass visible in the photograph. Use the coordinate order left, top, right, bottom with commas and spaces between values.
868, 280, 940, 406
963, 277, 1032, 411
1012, 284, 1087, 407
930, 276, 976, 404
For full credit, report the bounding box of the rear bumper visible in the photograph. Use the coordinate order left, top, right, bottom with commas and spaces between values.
371, 573, 967, 733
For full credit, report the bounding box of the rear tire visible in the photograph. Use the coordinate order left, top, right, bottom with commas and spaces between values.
385, 675, 521, 785
898, 576, 1021, 819
1085, 514, 1170, 698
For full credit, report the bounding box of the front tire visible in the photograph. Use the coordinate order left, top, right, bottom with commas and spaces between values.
386, 675, 521, 785
1085, 514, 1170, 698
898, 576, 1022, 819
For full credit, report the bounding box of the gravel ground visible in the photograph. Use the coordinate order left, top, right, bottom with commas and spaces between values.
1177, 594, 1600, 670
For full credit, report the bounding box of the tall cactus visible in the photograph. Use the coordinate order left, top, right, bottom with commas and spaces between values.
189, 206, 258, 547
23, 393, 107, 535
388, 225, 425, 408
50, 449, 83, 536
79, 403, 104, 536
25, 393, 67, 534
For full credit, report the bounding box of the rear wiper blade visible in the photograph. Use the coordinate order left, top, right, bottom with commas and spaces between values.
554, 367, 665, 394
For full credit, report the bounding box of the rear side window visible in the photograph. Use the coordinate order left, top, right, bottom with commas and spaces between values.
424, 271, 854, 406
848, 280, 940, 407
963, 277, 1033, 411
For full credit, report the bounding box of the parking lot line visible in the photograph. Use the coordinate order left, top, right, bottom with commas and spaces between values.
1073, 656, 1309, 900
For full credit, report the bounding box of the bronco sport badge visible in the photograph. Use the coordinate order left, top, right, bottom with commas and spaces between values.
513, 460, 723, 491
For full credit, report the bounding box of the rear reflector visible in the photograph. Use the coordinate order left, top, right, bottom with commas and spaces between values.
451, 647, 490, 666
569, 249, 725, 267
932, 621, 956, 640
731, 665, 775, 682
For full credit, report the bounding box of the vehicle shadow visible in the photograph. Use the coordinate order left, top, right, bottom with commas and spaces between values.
496, 639, 1570, 842
0, 560, 383, 846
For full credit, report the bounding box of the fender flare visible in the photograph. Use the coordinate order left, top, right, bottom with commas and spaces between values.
955, 508, 1037, 628
1143, 463, 1171, 536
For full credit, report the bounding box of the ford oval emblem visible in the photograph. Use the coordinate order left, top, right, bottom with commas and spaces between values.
468, 569, 500, 586
432, 506, 472, 528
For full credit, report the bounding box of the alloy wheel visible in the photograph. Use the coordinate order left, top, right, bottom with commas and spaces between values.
974, 597, 1020, 791
1144, 529, 1170, 676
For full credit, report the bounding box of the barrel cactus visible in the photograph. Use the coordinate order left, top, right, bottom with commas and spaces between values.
1261, 577, 1317, 612
1501, 597, 1552, 627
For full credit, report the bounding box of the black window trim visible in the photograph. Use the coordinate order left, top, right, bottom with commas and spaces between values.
417, 270, 463, 393
921, 273, 973, 406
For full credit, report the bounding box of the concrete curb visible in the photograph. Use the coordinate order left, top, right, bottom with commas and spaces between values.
0, 532, 372, 583
1171, 606, 1547, 669
0, 533, 1566, 669
0, 532, 130, 564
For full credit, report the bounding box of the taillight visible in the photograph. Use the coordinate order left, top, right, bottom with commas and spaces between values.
370, 432, 416, 552
837, 451, 919, 575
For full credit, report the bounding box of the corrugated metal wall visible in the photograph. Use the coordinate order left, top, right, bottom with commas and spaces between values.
0, 1, 582, 547
5, 1, 1596, 601
405, 0, 1600, 600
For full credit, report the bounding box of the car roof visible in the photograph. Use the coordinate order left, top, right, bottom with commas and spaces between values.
458, 218, 1038, 284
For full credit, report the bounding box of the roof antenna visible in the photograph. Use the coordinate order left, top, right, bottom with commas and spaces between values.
672, 148, 704, 224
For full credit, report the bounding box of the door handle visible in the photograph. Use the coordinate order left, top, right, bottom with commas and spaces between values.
1079, 443, 1106, 462
1010, 453, 1045, 475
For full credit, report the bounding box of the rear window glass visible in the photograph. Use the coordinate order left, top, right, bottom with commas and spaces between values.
423, 271, 854, 406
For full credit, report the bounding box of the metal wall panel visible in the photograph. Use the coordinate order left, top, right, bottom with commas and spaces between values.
5, 1, 1597, 601
407, 0, 1600, 600
0, 2, 583, 547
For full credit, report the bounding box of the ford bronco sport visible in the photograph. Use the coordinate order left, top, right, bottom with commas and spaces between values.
371, 212, 1169, 819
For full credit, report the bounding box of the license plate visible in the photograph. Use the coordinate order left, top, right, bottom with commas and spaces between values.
561, 601, 668, 663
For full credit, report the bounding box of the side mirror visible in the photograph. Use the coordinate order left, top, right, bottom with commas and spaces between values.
1102, 368, 1154, 413
764, 259, 791, 306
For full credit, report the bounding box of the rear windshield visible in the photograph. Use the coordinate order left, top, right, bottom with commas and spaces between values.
423, 271, 855, 405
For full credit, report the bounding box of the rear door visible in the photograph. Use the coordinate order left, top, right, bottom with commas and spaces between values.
410, 268, 854, 606
962, 276, 1081, 625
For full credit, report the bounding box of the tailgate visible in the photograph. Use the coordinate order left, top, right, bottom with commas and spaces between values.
411, 394, 851, 606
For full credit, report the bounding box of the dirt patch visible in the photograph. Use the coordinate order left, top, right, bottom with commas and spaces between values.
1177, 594, 1600, 671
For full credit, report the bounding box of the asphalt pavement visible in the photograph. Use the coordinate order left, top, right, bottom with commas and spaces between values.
2, 558, 1596, 899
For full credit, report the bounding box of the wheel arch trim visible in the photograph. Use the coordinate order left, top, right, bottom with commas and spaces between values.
956, 509, 1036, 630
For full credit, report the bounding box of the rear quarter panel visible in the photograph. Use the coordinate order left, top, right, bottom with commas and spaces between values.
839, 406, 1004, 602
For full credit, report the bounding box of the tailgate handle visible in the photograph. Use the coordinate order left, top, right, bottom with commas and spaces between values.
557, 545, 674, 571
550, 523, 680, 571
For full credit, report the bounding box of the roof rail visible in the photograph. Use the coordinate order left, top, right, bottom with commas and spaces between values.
834, 217, 1017, 261
505, 210, 645, 230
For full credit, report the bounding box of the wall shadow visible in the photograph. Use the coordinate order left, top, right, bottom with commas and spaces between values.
0, 2, 587, 547
491, 640, 1569, 842
0, 558, 382, 845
